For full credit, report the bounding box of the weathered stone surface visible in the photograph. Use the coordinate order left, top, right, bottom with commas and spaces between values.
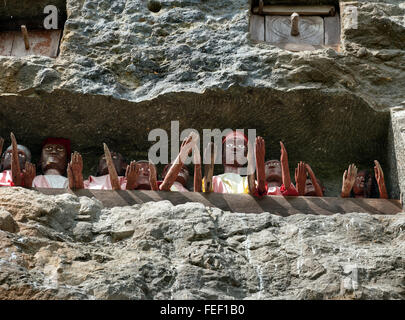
388, 105, 405, 200
0, 0, 404, 195
0, 209, 18, 233
0, 187, 404, 300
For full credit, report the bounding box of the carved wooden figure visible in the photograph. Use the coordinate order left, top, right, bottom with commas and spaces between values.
295, 162, 323, 197
69, 148, 129, 190
205, 131, 251, 194
159, 132, 197, 191
0, 133, 34, 188
341, 161, 388, 199
255, 137, 299, 197
32, 137, 70, 189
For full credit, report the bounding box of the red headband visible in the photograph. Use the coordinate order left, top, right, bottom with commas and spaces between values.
42, 137, 71, 159
222, 131, 248, 144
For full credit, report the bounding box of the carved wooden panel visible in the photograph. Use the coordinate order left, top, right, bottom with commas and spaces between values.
249, 4, 341, 52
265, 16, 324, 45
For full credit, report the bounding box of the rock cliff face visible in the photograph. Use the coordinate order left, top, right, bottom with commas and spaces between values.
0, 0, 404, 195
0, 0, 404, 300
0, 188, 404, 300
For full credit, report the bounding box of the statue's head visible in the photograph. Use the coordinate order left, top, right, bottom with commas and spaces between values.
135, 160, 155, 190
304, 177, 325, 196
222, 131, 248, 167
162, 163, 190, 187
265, 159, 282, 185
96, 151, 127, 176
352, 170, 372, 196
0, 144, 32, 171
40, 138, 70, 175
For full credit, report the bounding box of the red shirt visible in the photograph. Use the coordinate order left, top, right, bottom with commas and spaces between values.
253, 182, 299, 197
267, 183, 299, 196
0, 170, 14, 187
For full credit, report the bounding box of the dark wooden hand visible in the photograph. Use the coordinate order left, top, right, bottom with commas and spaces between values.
280, 141, 291, 189
255, 136, 266, 195
295, 161, 306, 196
103, 143, 121, 190
125, 161, 139, 190
341, 163, 357, 198
23, 162, 36, 188
374, 160, 388, 199
10, 133, 22, 186
193, 144, 202, 192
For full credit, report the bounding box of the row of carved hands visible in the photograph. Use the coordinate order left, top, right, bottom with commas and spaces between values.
67, 132, 200, 191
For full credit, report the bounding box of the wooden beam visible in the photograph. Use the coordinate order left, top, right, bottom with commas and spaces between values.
324, 15, 341, 45
253, 5, 336, 16
35, 188, 403, 216
249, 14, 265, 41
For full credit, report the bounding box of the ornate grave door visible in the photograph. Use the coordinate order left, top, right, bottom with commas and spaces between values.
250, 2, 341, 51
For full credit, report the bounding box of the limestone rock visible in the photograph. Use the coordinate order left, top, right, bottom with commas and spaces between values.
72, 222, 93, 242
0, 209, 18, 233
0, 188, 404, 300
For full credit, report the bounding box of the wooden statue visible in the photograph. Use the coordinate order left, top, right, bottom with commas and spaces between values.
203, 131, 251, 194
341, 161, 387, 198
295, 161, 324, 196
68, 146, 131, 190
255, 136, 299, 196
32, 137, 70, 188
0, 134, 34, 187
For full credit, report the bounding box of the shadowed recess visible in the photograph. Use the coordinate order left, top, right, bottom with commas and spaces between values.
0, 86, 390, 196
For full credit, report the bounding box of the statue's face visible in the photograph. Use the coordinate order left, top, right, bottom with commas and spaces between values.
265, 160, 282, 184
135, 162, 153, 190
353, 171, 366, 195
162, 163, 190, 186
1, 147, 29, 171
222, 136, 247, 167
41, 143, 67, 175
304, 178, 316, 196
353, 171, 372, 195
97, 152, 126, 176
